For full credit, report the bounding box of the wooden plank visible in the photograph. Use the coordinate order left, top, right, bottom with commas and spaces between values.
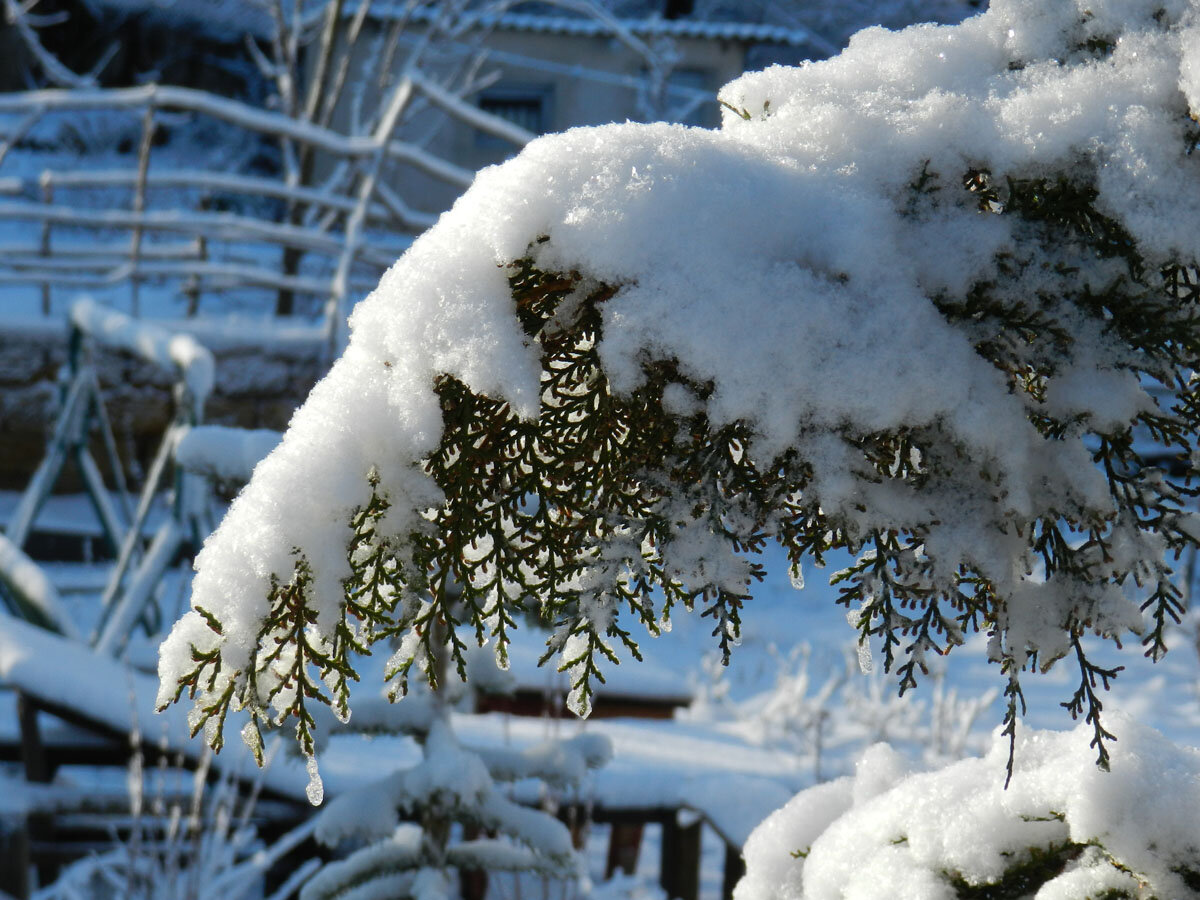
0, 823, 30, 900
569, 804, 677, 825
476, 689, 689, 720
7, 696, 303, 805
5, 369, 91, 551
17, 694, 51, 784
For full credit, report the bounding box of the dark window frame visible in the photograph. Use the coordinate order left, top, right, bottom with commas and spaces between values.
475, 84, 555, 147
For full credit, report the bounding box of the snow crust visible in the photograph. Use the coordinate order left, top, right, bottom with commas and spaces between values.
309, 693, 605, 898
161, 0, 1200, 746
476, 732, 613, 789
735, 714, 1200, 900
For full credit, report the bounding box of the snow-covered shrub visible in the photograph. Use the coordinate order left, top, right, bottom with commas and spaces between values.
693, 641, 996, 779
161, 0, 1200, 781
300, 682, 610, 900
37, 744, 313, 900
735, 713, 1200, 900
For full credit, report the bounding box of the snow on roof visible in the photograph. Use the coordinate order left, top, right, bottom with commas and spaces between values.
85, 0, 817, 50
369, 5, 820, 49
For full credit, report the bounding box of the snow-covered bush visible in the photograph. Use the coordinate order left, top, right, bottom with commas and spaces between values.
37, 745, 314, 900
692, 641, 996, 780
300, 681, 610, 900
161, 0, 1200, 781
735, 713, 1200, 900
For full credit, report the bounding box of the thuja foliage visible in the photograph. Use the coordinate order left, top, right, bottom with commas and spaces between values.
166, 156, 1200, 777
940, 823, 1200, 899
944, 841, 1129, 899
945, 837, 1089, 900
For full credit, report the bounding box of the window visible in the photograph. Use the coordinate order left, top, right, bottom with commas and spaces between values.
666, 69, 714, 127
476, 86, 554, 148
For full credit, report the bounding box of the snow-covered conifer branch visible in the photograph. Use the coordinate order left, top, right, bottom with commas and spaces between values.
738, 715, 1200, 899
476, 733, 613, 789
161, 0, 1200, 775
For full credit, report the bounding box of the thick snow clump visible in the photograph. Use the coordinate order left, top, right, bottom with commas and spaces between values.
735, 714, 1200, 900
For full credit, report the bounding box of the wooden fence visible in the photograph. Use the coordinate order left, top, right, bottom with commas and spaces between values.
0, 80, 533, 350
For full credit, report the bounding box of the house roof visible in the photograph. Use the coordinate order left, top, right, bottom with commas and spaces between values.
88, 0, 821, 51
376, 6, 822, 50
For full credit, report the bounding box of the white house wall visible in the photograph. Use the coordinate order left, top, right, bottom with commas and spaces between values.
316, 23, 753, 224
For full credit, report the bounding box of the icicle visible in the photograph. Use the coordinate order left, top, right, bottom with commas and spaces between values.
305, 754, 325, 806
856, 639, 873, 675
788, 561, 805, 590
241, 718, 263, 764
567, 681, 593, 719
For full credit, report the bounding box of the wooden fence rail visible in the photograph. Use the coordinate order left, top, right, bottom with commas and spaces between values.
0, 80, 531, 338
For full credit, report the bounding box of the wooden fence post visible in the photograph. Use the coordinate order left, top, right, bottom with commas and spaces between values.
184, 195, 210, 317
659, 813, 701, 900
722, 841, 746, 900
605, 821, 644, 878
0, 817, 31, 899
129, 101, 157, 318
38, 172, 52, 316
459, 824, 488, 900
17, 694, 56, 889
